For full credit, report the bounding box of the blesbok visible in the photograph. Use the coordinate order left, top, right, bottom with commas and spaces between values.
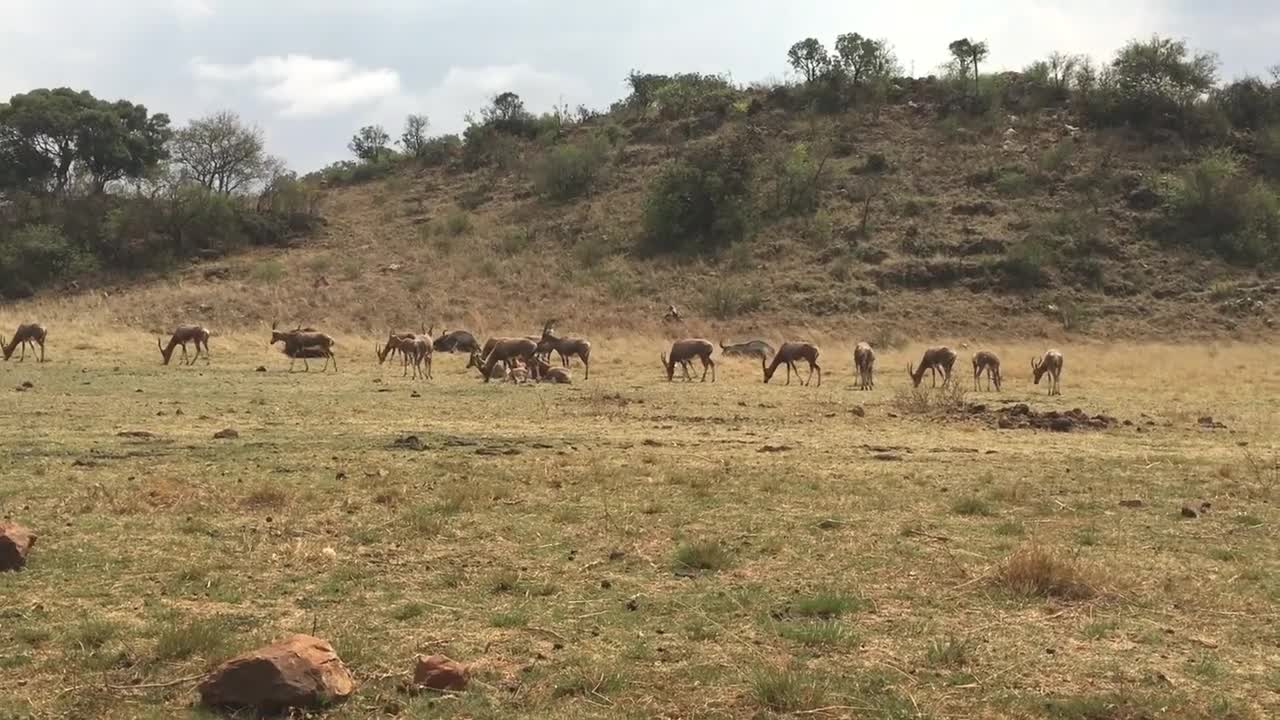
471, 337, 538, 383
661, 339, 715, 382
538, 322, 591, 379
376, 332, 419, 376
404, 333, 433, 380
1032, 349, 1064, 396
270, 322, 337, 372
854, 341, 876, 390
719, 339, 775, 362
157, 325, 211, 366
1, 323, 47, 362
763, 342, 822, 386
972, 350, 1002, 391
540, 366, 572, 384
432, 329, 480, 355
908, 346, 958, 388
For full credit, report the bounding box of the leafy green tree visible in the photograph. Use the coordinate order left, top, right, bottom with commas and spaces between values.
348, 124, 391, 161
1097, 35, 1218, 132
948, 38, 989, 92
75, 100, 171, 193
172, 111, 269, 194
787, 38, 831, 84
0, 88, 99, 193
400, 114, 430, 157
835, 34, 897, 87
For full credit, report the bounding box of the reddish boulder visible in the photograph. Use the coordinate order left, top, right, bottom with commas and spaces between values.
413, 654, 469, 691
198, 634, 354, 712
0, 522, 36, 571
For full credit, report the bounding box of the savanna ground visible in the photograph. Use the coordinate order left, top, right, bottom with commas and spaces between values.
1, 328, 1278, 719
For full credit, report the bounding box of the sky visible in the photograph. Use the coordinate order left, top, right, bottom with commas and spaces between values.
2, 0, 1278, 172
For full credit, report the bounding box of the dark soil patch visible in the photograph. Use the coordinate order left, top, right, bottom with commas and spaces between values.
966, 403, 1119, 432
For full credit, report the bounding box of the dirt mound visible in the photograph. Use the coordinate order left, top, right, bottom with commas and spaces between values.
967, 403, 1119, 432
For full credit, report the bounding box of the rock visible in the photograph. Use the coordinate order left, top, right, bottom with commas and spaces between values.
1049, 417, 1075, 432
0, 522, 37, 571
213, 428, 239, 440
410, 391, 421, 398
850, 406, 866, 418
256, 366, 267, 373
1127, 187, 1160, 211
1180, 505, 1199, 519
641, 439, 663, 447
872, 452, 903, 461
758, 445, 792, 453
198, 634, 354, 712
117, 430, 157, 439
1118, 499, 1144, 508
20, 381, 33, 389
392, 435, 424, 451
412, 655, 468, 692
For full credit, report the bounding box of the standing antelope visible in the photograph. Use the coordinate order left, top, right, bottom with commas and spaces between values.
972, 350, 1002, 391
1032, 349, 1064, 396
719, 339, 775, 362
908, 346, 958, 388
763, 342, 822, 386
2, 323, 47, 362
853, 341, 876, 390
662, 339, 715, 382
471, 337, 538, 383
157, 325, 211, 365
538, 322, 591, 379
270, 323, 337, 372
404, 333, 433, 380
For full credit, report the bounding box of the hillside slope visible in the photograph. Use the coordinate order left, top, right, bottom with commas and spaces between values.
6, 101, 1278, 344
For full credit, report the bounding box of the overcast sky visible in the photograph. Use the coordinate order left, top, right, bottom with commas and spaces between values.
3, 1, 1277, 172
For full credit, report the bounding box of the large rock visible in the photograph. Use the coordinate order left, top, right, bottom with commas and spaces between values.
0, 522, 36, 571
413, 654, 469, 691
198, 634, 354, 712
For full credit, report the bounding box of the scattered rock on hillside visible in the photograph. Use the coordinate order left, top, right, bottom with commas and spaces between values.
1127, 187, 1161, 211
117, 430, 158, 439
411, 655, 469, 692
392, 435, 424, 451
1180, 505, 1199, 519
255, 366, 267, 372
1118, 499, 1145, 508
0, 522, 37, 571
20, 381, 33, 389
198, 634, 354, 712
213, 428, 239, 440
1197, 416, 1227, 430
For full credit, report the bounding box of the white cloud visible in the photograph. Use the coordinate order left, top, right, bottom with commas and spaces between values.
192, 55, 401, 116
172, 0, 215, 21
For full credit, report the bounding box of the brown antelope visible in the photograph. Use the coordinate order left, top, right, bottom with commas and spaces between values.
908, 346, 958, 388
1032, 349, 1064, 396
763, 342, 822, 386
432, 329, 480, 355
972, 350, 1002, 391
540, 366, 572, 384
157, 325, 211, 365
854, 341, 875, 390
471, 337, 538, 383
404, 333, 433, 380
538, 322, 591, 379
376, 331, 420, 376
270, 322, 337, 372
661, 339, 715, 382
720, 339, 775, 361
2, 323, 47, 362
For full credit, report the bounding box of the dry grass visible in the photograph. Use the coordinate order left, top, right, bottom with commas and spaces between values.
995, 544, 1098, 600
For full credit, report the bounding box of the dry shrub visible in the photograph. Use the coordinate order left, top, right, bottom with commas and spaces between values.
996, 544, 1097, 600
891, 382, 969, 415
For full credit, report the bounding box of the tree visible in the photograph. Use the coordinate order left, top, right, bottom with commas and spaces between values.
948, 38, 989, 92
478, 92, 536, 136
75, 100, 171, 193
787, 38, 831, 84
400, 114, 430, 157
835, 34, 897, 87
1099, 35, 1218, 132
0, 88, 99, 193
349, 125, 391, 161
171, 111, 270, 195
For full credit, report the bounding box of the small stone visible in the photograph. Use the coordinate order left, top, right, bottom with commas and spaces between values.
256, 366, 267, 372
392, 436, 424, 451
20, 381, 33, 389
0, 522, 37, 571
198, 634, 354, 712
1180, 505, 1199, 519
624, 597, 639, 611
1118, 499, 1144, 508
850, 405, 866, 417
213, 428, 239, 440
872, 452, 903, 461
412, 655, 468, 692
410, 391, 421, 398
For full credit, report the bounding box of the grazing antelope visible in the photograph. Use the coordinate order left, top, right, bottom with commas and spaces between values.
157, 325, 211, 365
853, 341, 876, 390
432, 329, 480, 355
538, 322, 591, 379
1032, 349, 1064, 396
1, 323, 47, 362
972, 350, 1002, 391
661, 339, 715, 382
908, 346, 958, 388
719, 339, 775, 362
375, 332, 416, 367
763, 342, 822, 386
471, 337, 538, 383
270, 322, 337, 372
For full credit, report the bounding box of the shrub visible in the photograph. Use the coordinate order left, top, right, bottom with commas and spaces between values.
701, 279, 765, 319
1038, 139, 1075, 175
673, 540, 729, 572
1082, 36, 1218, 135
1260, 124, 1280, 180
996, 544, 1096, 600
1214, 76, 1280, 131
1000, 238, 1052, 288
531, 136, 610, 202
642, 134, 758, 255
995, 170, 1034, 196
624, 71, 741, 119
1158, 150, 1280, 265
764, 142, 826, 217
418, 134, 461, 166
0, 224, 96, 296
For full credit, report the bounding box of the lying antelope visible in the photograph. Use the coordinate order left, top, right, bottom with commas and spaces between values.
908, 346, 958, 388
972, 350, 1002, 391
157, 325, 211, 366
763, 342, 822, 386
719, 339, 775, 362
270, 322, 337, 372
853, 341, 876, 390
1032, 349, 1064, 396
528, 356, 572, 384
432, 329, 480, 356
662, 339, 715, 382
2, 323, 47, 362
538, 322, 591, 379
472, 337, 538, 383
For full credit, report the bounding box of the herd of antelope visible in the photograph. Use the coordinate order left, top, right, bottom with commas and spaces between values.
2, 321, 1066, 395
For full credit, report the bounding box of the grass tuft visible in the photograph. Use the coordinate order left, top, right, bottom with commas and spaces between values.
996, 544, 1097, 600
673, 540, 730, 572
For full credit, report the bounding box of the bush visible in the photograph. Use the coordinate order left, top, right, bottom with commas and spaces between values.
0, 224, 96, 296
623, 71, 741, 120
1081, 36, 1218, 135
1215, 76, 1280, 131
1000, 238, 1052, 288
1158, 150, 1280, 265
642, 134, 758, 255
1260, 125, 1280, 180
996, 544, 1097, 600
701, 279, 765, 319
531, 136, 610, 202
764, 142, 825, 217
418, 134, 461, 166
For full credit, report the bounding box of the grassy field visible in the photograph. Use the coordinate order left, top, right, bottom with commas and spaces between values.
1, 331, 1278, 719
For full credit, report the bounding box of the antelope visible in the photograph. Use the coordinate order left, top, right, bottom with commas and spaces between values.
663, 304, 683, 322
661, 339, 715, 382
854, 341, 876, 390
270, 322, 337, 372
506, 363, 530, 384
908, 346, 958, 388
472, 337, 538, 383
406, 331, 433, 380
157, 325, 211, 366
375, 332, 416, 369
972, 350, 1002, 391
538, 322, 591, 379
540, 366, 572, 384
763, 342, 822, 386
432, 329, 480, 355
719, 339, 775, 362
1032, 349, 1064, 396
2, 323, 47, 362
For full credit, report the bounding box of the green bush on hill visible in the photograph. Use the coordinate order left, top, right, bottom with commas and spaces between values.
642, 134, 758, 255
1158, 150, 1280, 266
